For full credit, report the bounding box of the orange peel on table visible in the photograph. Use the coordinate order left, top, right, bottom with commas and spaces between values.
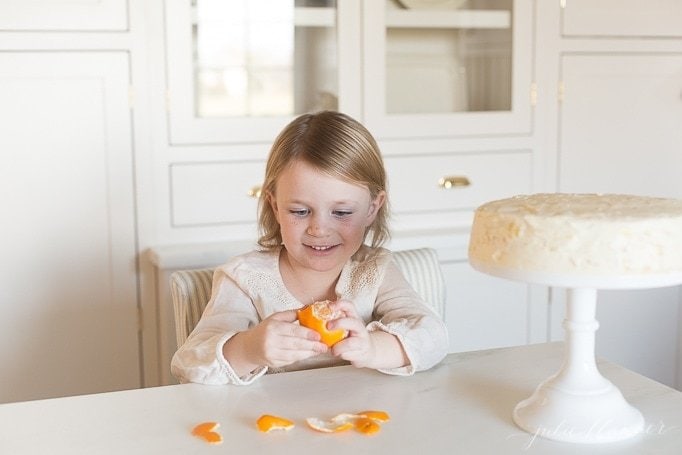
357, 410, 391, 423
191, 421, 223, 445
354, 417, 382, 435
256, 414, 295, 433
297, 300, 348, 347
305, 414, 356, 433
306, 410, 391, 435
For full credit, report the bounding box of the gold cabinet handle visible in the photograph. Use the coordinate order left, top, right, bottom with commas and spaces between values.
247, 185, 262, 198
438, 176, 470, 189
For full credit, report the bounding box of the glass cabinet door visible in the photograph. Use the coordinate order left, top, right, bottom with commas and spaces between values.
165, 0, 361, 144
363, 0, 533, 138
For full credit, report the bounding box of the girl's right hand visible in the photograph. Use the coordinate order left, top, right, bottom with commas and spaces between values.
232, 310, 329, 370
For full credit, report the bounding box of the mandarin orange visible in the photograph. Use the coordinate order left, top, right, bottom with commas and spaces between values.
296, 300, 347, 347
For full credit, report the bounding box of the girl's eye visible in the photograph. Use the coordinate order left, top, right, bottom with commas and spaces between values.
289, 209, 309, 217
333, 210, 353, 218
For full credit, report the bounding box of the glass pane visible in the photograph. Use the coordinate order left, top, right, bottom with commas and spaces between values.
386, 0, 512, 114
193, 0, 338, 118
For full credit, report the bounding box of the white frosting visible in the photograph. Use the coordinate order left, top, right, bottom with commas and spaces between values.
468, 193, 682, 277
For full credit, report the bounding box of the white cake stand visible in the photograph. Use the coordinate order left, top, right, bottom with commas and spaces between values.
471, 260, 682, 444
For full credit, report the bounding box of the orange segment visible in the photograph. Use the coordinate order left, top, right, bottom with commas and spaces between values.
297, 300, 348, 347
354, 417, 381, 435
256, 414, 295, 433
305, 414, 355, 433
191, 421, 223, 445
357, 410, 390, 423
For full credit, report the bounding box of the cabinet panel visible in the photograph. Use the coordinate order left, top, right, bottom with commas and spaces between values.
164, 0, 362, 144
549, 287, 680, 388
0, 52, 139, 402
0, 0, 128, 31
562, 0, 682, 38
444, 261, 529, 352
385, 151, 532, 215
363, 0, 533, 138
559, 54, 682, 198
170, 161, 264, 227
557, 53, 682, 388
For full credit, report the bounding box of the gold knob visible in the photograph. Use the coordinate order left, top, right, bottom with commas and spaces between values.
248, 185, 262, 198
438, 176, 470, 189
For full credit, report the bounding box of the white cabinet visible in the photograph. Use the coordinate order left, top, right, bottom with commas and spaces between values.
558, 54, 682, 199
384, 149, 533, 231
0, 52, 140, 402
443, 261, 530, 352
541, 17, 682, 388
363, 0, 533, 138
164, 0, 533, 144
164, 0, 363, 144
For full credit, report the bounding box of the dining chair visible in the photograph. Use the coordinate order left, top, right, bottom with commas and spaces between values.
169, 247, 446, 349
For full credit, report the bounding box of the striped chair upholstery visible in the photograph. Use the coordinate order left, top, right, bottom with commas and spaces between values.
169, 268, 214, 350
391, 247, 446, 320
169, 247, 446, 348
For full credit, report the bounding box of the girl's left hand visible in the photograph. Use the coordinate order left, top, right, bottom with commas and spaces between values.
327, 300, 376, 368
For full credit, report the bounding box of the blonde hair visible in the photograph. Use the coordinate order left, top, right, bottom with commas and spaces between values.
258, 111, 390, 249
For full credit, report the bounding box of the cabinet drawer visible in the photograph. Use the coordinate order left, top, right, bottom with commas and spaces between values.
562, 0, 682, 37
170, 161, 265, 226
385, 151, 532, 214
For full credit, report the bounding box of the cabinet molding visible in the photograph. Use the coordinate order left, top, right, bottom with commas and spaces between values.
0, 0, 128, 31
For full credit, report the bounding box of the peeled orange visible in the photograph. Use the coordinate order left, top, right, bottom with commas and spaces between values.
297, 300, 347, 347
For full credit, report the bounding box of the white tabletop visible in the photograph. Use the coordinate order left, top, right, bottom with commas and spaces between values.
1, 342, 680, 454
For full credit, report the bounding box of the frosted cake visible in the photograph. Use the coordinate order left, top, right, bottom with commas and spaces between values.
468, 193, 682, 277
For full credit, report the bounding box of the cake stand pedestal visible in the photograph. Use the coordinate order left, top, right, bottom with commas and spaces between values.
471, 263, 682, 444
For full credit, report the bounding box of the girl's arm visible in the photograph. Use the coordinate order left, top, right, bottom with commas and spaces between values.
171, 269, 264, 385
223, 310, 328, 377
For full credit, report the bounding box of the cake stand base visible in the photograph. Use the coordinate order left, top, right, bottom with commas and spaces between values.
513, 376, 644, 444
513, 288, 644, 444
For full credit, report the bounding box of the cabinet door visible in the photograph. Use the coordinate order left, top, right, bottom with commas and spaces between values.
557, 53, 682, 388
165, 0, 362, 144
0, 52, 139, 402
549, 287, 681, 388
559, 54, 682, 198
0, 0, 127, 31
443, 261, 529, 352
363, 0, 533, 138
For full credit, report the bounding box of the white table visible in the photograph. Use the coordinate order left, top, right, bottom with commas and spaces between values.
1, 342, 680, 454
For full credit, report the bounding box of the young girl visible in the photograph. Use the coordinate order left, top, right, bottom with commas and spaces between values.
171, 111, 448, 385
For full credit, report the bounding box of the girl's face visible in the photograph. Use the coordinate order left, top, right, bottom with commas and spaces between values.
269, 160, 385, 274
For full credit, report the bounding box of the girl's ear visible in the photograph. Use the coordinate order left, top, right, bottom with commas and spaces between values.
366, 190, 386, 224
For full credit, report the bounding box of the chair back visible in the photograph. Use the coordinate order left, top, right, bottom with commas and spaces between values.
169, 247, 445, 348
169, 268, 214, 350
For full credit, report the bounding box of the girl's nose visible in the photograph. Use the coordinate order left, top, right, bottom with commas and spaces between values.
306, 214, 329, 237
